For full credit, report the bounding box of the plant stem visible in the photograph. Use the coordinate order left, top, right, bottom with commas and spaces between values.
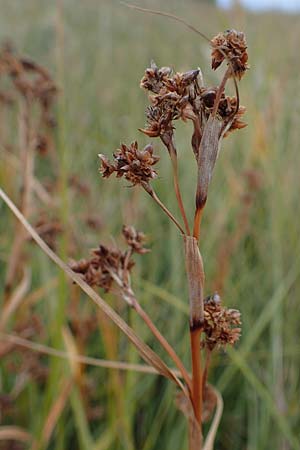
142, 183, 185, 235
110, 269, 192, 391
190, 327, 203, 424
193, 207, 204, 241
211, 67, 231, 117
169, 150, 191, 235
133, 299, 192, 392
160, 137, 191, 235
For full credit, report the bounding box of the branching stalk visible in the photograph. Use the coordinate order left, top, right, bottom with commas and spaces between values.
106, 269, 192, 391
132, 298, 192, 392
160, 136, 191, 235
142, 182, 185, 234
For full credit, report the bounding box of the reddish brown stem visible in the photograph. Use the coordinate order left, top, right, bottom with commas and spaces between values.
190, 327, 203, 425
212, 67, 231, 117
134, 300, 192, 393
170, 151, 191, 235
193, 207, 204, 241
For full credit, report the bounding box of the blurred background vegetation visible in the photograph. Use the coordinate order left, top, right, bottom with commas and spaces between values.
0, 0, 300, 449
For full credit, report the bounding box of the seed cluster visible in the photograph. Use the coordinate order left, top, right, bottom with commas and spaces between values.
211, 29, 249, 79
202, 294, 241, 350
99, 142, 159, 186
70, 226, 148, 293
140, 58, 247, 158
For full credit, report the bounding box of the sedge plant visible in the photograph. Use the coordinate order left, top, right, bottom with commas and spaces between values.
91, 27, 247, 449
0, 22, 249, 450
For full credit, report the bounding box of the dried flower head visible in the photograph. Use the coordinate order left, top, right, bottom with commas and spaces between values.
218, 95, 247, 136
202, 293, 241, 350
140, 104, 174, 138
140, 60, 172, 94
70, 245, 127, 292
211, 29, 249, 79
99, 142, 159, 186
70, 227, 149, 302
122, 225, 149, 254
225, 105, 247, 136
140, 62, 202, 144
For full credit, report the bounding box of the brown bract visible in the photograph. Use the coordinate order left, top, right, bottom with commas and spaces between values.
99, 142, 159, 186
202, 294, 241, 350
211, 30, 249, 80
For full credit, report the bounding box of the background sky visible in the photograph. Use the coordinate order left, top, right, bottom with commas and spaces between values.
218, 0, 300, 11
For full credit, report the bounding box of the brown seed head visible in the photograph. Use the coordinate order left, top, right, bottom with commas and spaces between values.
140, 60, 172, 94
122, 225, 149, 254
202, 293, 242, 350
70, 227, 149, 295
140, 104, 174, 138
99, 142, 159, 186
140, 62, 201, 142
211, 29, 249, 80
70, 245, 127, 292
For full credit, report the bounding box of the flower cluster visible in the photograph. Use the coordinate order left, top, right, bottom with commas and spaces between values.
70, 226, 148, 295
99, 142, 159, 186
140, 56, 247, 157
211, 29, 249, 79
140, 61, 201, 142
122, 225, 149, 254
202, 294, 241, 350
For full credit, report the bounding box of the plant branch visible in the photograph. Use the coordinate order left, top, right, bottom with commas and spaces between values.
106, 271, 192, 391
142, 182, 185, 234
211, 67, 231, 117
132, 298, 192, 392
169, 146, 191, 235
160, 135, 190, 235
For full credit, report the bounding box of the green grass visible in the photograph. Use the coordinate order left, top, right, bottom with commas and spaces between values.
1, 0, 300, 449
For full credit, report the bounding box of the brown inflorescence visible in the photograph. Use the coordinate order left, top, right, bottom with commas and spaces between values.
202, 294, 241, 351
122, 225, 149, 255
211, 29, 249, 80
99, 142, 159, 186
140, 61, 201, 141
140, 60, 247, 155
70, 226, 148, 294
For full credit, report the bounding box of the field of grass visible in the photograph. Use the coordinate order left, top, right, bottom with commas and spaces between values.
1, 0, 300, 449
